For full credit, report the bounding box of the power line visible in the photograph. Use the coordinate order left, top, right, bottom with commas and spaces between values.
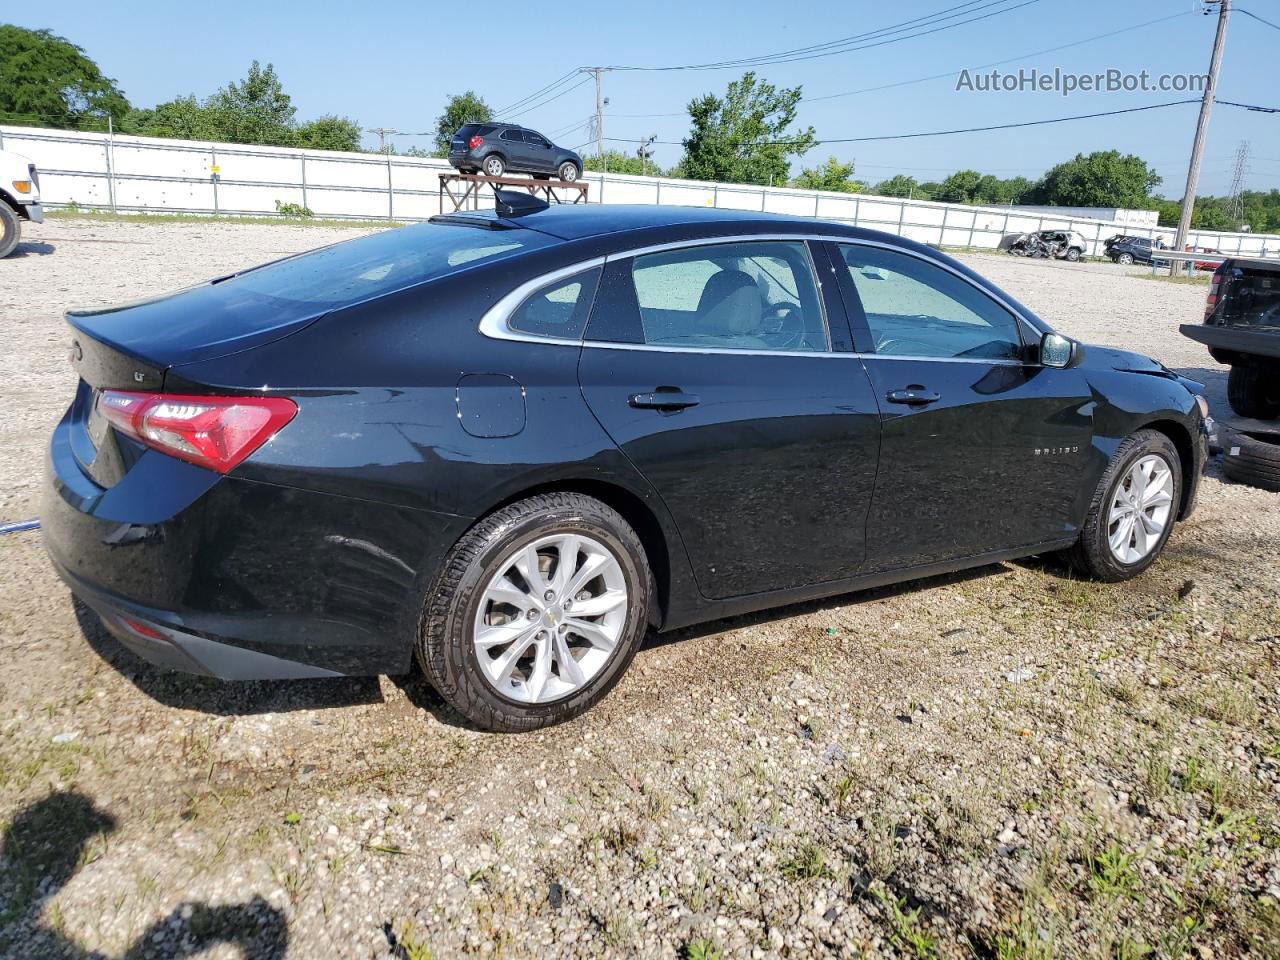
801, 10, 1191, 103
503, 77, 593, 120
1236, 7, 1280, 31
607, 99, 1204, 148
494, 70, 580, 115
607, 0, 1043, 71
580, 8, 1188, 122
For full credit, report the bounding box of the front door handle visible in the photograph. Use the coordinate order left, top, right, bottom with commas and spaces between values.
629, 390, 700, 410
886, 387, 941, 406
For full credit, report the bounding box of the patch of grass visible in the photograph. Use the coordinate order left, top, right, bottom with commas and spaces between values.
779, 842, 832, 881
44, 208, 403, 229
873, 886, 939, 959
1133, 272, 1212, 285
1086, 840, 1139, 900
685, 939, 722, 960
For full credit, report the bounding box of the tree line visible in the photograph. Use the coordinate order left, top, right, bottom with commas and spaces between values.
4, 24, 1275, 233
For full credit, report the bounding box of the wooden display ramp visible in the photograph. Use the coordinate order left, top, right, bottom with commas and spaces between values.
438, 172, 589, 213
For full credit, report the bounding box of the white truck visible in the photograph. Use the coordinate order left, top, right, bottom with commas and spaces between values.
1, 149, 44, 258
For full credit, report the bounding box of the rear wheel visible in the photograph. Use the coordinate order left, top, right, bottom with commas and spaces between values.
417, 493, 651, 732
1064, 247, 1082, 262
1062, 429, 1181, 581
482, 154, 506, 178
0, 204, 20, 259
1227, 364, 1280, 420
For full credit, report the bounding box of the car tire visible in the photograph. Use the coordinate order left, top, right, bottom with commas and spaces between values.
1222, 428, 1280, 492
482, 155, 506, 178
1226, 364, 1280, 420
558, 162, 580, 183
416, 492, 652, 732
1116, 253, 1134, 265
0, 203, 20, 259
1061, 429, 1182, 582
1064, 247, 1082, 262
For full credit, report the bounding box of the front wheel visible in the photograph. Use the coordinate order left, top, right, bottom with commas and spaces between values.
482, 155, 506, 178
1116, 252, 1134, 265
558, 162, 580, 182
417, 493, 651, 732
1061, 429, 1181, 581
0, 204, 20, 259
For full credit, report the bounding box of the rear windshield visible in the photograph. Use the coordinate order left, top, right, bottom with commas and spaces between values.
1222, 269, 1280, 329
223, 222, 554, 308
456, 124, 496, 138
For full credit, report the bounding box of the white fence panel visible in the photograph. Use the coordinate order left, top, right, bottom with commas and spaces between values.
4, 124, 1278, 256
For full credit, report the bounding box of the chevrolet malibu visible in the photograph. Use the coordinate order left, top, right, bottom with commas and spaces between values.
44, 198, 1211, 731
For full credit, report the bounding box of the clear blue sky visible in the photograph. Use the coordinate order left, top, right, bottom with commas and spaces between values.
11, 0, 1279, 195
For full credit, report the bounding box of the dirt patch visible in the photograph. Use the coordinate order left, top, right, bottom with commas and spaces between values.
1, 219, 1277, 958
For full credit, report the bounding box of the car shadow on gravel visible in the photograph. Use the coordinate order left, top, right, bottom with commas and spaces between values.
72, 599, 385, 717
0, 790, 288, 959
644, 563, 1013, 649
7, 240, 56, 257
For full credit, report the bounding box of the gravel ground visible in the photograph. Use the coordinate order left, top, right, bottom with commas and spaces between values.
1, 217, 1278, 959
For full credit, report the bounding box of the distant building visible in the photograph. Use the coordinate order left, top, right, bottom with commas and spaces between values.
1009, 205, 1159, 227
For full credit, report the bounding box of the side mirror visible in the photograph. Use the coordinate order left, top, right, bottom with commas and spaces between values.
1040, 332, 1077, 368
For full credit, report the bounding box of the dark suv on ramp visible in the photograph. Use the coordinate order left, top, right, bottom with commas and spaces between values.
448, 123, 583, 182
44, 201, 1211, 731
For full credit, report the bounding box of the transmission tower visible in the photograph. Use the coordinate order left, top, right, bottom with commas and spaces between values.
1226, 139, 1250, 225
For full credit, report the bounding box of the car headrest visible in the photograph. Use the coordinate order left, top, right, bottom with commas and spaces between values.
696, 270, 762, 335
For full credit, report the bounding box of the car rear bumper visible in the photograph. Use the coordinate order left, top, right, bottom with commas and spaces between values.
43, 409, 466, 679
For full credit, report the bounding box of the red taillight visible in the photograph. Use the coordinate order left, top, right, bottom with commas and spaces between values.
468, 135, 483, 150
1205, 266, 1224, 319
99, 390, 297, 474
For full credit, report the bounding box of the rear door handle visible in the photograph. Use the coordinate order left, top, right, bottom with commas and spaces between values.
629, 391, 700, 410
886, 388, 941, 406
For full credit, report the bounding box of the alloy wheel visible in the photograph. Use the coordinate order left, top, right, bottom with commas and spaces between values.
472, 533, 628, 703
1107, 454, 1174, 564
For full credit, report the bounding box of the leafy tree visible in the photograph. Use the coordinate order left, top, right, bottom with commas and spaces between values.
917, 181, 942, 200
1032, 150, 1161, 208
433, 91, 493, 156
874, 175, 920, 198
295, 114, 361, 152
792, 156, 863, 193
679, 72, 815, 186
0, 25, 130, 128
202, 61, 296, 146
584, 150, 665, 176
122, 96, 213, 140
935, 170, 983, 204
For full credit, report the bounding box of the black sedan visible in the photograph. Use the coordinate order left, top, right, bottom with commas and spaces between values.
43, 198, 1211, 731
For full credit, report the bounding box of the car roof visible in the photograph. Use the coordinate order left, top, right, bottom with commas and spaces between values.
473, 203, 836, 241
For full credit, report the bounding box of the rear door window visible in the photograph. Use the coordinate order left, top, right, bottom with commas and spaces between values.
500, 129, 525, 142
626, 241, 828, 352
508, 268, 602, 340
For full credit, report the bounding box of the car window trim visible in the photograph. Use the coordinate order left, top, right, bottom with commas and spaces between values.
478, 233, 1042, 360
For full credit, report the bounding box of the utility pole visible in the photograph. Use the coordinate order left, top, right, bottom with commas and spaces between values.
370, 127, 399, 155
582, 68, 608, 165
1172, 0, 1230, 273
